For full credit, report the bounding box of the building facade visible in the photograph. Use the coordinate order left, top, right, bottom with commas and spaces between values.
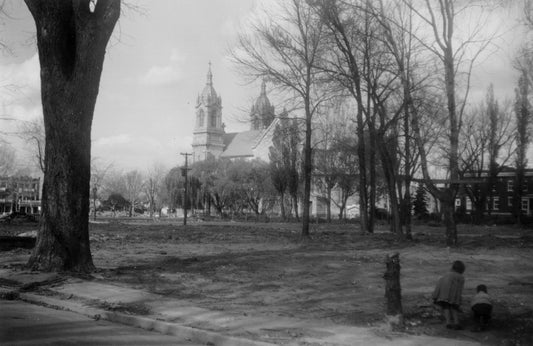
0, 176, 41, 215
457, 167, 533, 216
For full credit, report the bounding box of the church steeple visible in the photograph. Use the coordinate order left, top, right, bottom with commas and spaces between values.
250, 79, 275, 130
206, 61, 213, 86
192, 62, 225, 163
260, 79, 266, 95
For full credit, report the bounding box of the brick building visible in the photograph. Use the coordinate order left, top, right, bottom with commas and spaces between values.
0, 176, 41, 215
457, 167, 533, 216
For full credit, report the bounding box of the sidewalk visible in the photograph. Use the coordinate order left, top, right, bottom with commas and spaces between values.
0, 268, 480, 346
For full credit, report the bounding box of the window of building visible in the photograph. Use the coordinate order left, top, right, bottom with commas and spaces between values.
466, 198, 472, 210
524, 182, 528, 193
210, 111, 216, 127
455, 199, 461, 207
507, 180, 514, 192
492, 197, 500, 211
522, 198, 529, 212
508, 197, 513, 208
198, 109, 205, 127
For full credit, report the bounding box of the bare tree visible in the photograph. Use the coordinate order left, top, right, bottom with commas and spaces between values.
460, 89, 515, 223
232, 0, 331, 237
402, 0, 495, 246
314, 112, 341, 223
316, 102, 359, 221
90, 160, 112, 220
315, 0, 371, 233
26, 0, 120, 272
144, 163, 166, 219
513, 69, 531, 224
17, 117, 45, 173
124, 170, 144, 217
0, 142, 16, 176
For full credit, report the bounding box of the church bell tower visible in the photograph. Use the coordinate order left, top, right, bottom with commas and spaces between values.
192, 63, 225, 162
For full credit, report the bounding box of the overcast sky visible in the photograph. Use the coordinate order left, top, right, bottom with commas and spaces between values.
0, 1, 529, 174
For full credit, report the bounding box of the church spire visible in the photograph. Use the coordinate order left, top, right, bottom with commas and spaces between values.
206, 61, 213, 86
260, 78, 266, 95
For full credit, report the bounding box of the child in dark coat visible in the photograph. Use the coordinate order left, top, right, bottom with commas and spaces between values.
432, 260, 466, 330
470, 284, 492, 331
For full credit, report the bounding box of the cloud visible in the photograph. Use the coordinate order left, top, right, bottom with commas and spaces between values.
0, 54, 41, 91
0, 54, 42, 134
170, 48, 185, 63
139, 49, 186, 87
140, 65, 182, 86
92, 134, 193, 170
93, 134, 133, 147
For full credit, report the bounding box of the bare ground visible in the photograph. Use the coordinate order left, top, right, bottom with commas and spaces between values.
1, 219, 532, 345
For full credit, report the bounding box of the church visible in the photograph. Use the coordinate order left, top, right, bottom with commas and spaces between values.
190, 64, 359, 218
191, 64, 282, 163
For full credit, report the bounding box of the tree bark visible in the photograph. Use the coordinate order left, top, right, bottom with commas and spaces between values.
377, 135, 402, 236
326, 186, 332, 223
301, 97, 312, 238
26, 0, 120, 272
384, 252, 403, 329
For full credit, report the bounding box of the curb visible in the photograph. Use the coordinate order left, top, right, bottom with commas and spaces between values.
16, 292, 277, 346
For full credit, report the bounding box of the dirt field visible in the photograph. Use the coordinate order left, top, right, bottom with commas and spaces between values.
1, 219, 532, 345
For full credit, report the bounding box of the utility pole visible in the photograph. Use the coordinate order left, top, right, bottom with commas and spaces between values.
180, 152, 192, 226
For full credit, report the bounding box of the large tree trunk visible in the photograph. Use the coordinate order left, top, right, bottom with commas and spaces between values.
26, 0, 120, 272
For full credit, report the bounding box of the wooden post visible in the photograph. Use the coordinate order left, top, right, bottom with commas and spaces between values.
384, 252, 403, 329
180, 152, 192, 226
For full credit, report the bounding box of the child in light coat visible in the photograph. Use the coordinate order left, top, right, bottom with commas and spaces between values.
432, 260, 466, 330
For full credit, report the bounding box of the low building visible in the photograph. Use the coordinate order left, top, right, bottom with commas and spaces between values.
0, 176, 41, 215
456, 167, 533, 216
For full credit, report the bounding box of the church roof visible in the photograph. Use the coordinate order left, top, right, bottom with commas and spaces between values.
253, 80, 272, 111
221, 130, 262, 158
199, 63, 219, 105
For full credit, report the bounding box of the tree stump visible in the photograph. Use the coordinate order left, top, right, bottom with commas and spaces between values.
384, 252, 403, 329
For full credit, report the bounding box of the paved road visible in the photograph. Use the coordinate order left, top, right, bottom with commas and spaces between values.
0, 300, 202, 345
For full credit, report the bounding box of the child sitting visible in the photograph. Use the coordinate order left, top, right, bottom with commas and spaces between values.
432, 260, 466, 330
470, 284, 492, 331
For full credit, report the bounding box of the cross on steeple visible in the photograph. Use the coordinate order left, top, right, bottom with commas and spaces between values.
207, 61, 213, 85
260, 78, 266, 95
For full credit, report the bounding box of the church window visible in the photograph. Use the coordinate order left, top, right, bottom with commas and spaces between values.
210, 111, 217, 127
198, 109, 205, 127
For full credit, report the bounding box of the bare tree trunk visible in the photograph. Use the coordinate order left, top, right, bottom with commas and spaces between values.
326, 187, 332, 223
368, 111, 377, 234
377, 136, 402, 236
27, 0, 120, 272
442, 193, 457, 245
402, 99, 412, 240
279, 191, 286, 220
384, 252, 403, 329
357, 103, 369, 234
301, 100, 312, 238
